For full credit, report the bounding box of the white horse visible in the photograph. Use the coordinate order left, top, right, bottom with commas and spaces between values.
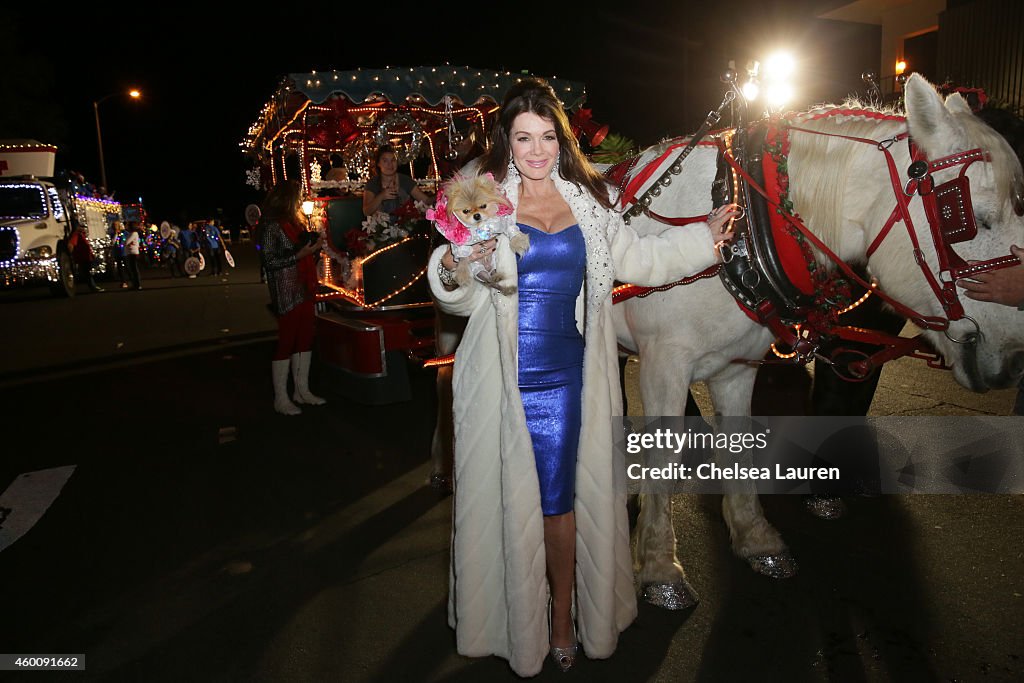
614, 74, 1024, 605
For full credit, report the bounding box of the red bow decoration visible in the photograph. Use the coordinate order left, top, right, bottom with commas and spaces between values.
570, 108, 609, 147
392, 198, 423, 224
938, 84, 988, 112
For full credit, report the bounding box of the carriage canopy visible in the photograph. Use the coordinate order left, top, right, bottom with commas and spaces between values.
240, 66, 588, 193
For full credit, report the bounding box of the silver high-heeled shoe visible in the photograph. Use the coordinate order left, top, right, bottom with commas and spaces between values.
549, 600, 578, 672
550, 641, 578, 672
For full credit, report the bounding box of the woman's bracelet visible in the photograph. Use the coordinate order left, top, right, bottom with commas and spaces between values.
438, 260, 458, 288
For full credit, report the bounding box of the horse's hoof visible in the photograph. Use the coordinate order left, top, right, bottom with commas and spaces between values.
746, 551, 798, 579
804, 496, 846, 520
640, 579, 699, 610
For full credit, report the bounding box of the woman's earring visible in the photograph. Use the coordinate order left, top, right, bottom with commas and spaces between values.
550, 156, 560, 179
507, 156, 520, 180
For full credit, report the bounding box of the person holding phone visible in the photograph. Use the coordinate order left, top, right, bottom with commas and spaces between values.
257, 179, 327, 415
362, 144, 431, 216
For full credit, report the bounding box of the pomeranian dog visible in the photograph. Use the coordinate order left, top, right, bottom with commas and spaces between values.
428, 172, 529, 293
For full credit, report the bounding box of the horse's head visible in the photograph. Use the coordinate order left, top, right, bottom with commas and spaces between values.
903, 74, 1024, 390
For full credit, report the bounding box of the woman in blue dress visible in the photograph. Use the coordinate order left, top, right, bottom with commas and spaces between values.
430, 79, 738, 676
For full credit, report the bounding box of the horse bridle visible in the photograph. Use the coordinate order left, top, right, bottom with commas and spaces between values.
781, 124, 1021, 332
614, 118, 1021, 377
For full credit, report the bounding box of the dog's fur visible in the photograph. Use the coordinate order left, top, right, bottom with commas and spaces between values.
439, 173, 529, 293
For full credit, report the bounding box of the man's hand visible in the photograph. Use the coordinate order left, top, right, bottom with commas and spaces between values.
958, 245, 1024, 307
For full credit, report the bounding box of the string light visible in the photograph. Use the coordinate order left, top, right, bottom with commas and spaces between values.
423, 354, 456, 368
1, 184, 47, 218
770, 342, 799, 360
0, 226, 22, 268
838, 280, 877, 315
425, 134, 439, 180
318, 236, 431, 308
243, 68, 582, 197
321, 251, 332, 282
0, 142, 57, 152
770, 325, 806, 361
46, 187, 65, 221
246, 167, 262, 189
73, 194, 121, 210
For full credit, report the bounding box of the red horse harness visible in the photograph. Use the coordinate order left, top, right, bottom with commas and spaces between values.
612, 112, 1020, 376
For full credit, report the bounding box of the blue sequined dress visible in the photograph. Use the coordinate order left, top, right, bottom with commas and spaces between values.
517, 223, 586, 516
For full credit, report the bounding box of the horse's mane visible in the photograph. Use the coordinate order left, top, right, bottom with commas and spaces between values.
785, 100, 1023, 260
785, 104, 907, 259
956, 109, 1024, 211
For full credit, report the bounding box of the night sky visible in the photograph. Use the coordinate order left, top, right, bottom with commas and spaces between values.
3, 2, 876, 229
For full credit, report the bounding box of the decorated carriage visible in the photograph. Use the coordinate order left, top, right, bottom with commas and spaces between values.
241, 67, 595, 403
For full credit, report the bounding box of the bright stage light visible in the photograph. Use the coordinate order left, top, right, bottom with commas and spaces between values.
764, 52, 795, 81
766, 83, 793, 107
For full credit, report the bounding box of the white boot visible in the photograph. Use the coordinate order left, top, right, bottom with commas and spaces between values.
272, 359, 301, 415
291, 351, 326, 405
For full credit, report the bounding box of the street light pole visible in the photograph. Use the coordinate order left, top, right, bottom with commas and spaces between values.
93, 99, 108, 192
92, 89, 141, 194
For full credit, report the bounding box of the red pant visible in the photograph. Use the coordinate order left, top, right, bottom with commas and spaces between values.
273, 300, 316, 360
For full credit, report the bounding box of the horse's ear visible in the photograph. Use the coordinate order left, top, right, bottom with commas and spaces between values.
945, 92, 974, 116
906, 73, 968, 156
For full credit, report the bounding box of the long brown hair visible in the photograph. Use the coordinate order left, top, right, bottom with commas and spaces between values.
260, 179, 303, 223
371, 144, 397, 178
480, 77, 613, 209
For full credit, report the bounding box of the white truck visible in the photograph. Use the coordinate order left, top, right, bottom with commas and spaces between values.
0, 141, 120, 297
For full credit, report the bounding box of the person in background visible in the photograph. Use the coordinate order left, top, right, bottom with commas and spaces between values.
435, 121, 486, 180
325, 154, 349, 183
162, 230, 183, 278
124, 222, 143, 290
109, 220, 130, 288
428, 119, 486, 493
257, 179, 327, 415
959, 245, 1024, 415
68, 224, 103, 292
362, 144, 432, 216
179, 223, 201, 278
319, 155, 349, 198
204, 219, 226, 277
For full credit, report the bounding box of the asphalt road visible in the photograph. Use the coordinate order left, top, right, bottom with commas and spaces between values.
0, 244, 1021, 682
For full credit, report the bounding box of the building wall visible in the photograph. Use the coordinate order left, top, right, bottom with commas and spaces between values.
879, 0, 946, 86
938, 0, 1024, 113
818, 0, 946, 92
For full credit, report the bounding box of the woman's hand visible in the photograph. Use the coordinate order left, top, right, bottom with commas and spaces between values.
363, 188, 396, 216
296, 234, 324, 259
441, 244, 458, 271
957, 245, 1024, 306
440, 237, 498, 272
708, 204, 739, 244
464, 237, 498, 266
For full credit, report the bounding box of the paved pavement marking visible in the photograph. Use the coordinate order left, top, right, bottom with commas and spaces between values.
0, 465, 76, 553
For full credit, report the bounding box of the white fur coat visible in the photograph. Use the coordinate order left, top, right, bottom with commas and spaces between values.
427, 170, 718, 676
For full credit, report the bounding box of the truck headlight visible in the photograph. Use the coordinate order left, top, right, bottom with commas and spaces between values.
26, 246, 53, 259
